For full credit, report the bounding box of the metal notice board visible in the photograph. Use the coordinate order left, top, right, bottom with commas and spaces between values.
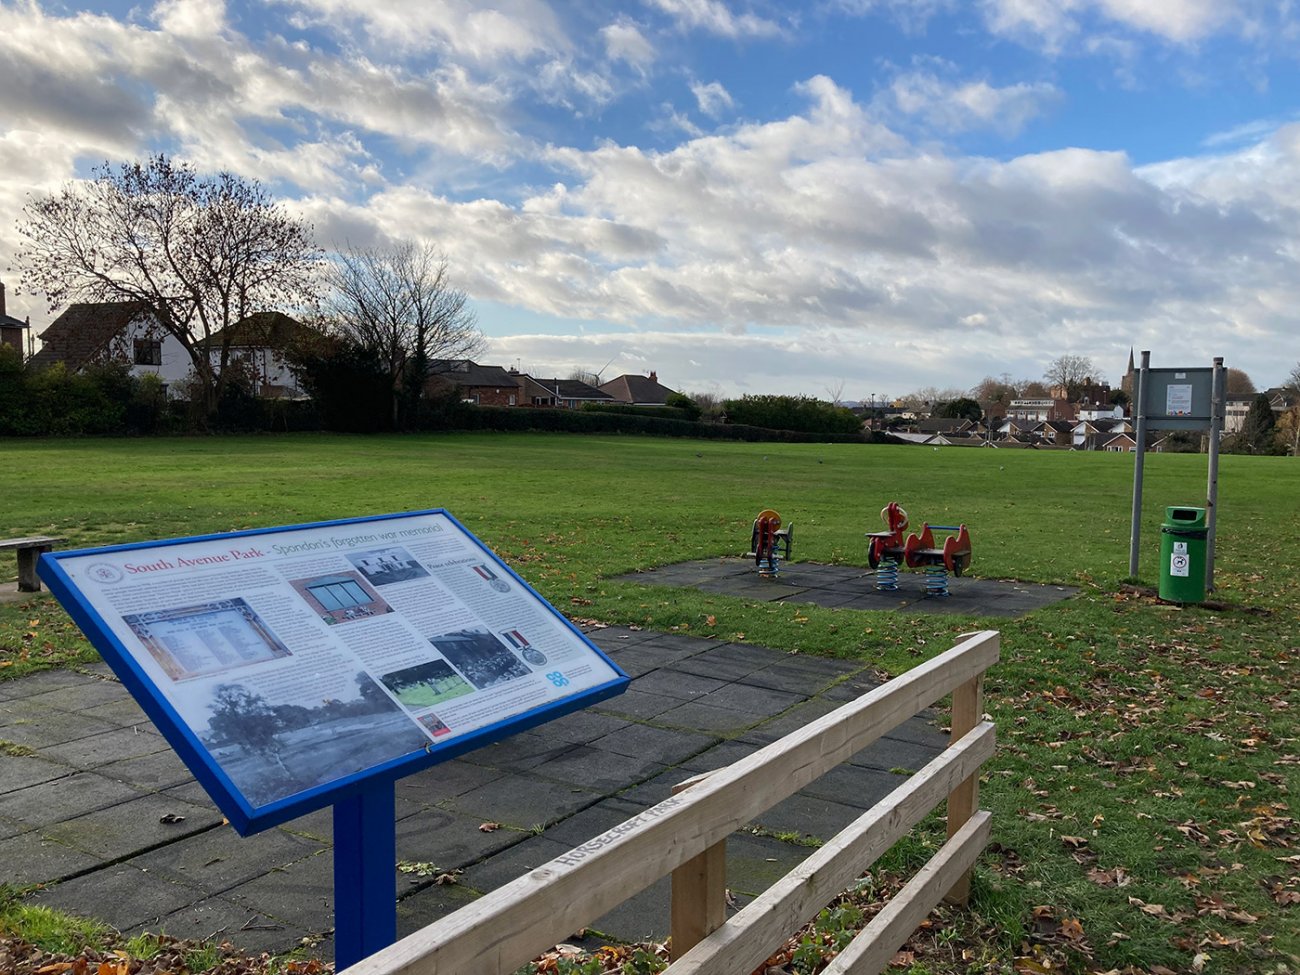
39, 509, 629, 966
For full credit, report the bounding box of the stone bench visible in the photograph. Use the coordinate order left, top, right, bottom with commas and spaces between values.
0, 536, 66, 592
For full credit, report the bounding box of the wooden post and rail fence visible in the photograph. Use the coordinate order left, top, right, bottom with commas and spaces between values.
343, 629, 999, 975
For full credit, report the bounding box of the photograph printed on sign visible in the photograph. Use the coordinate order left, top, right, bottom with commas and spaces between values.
346, 546, 431, 586
289, 572, 392, 624
378, 658, 474, 709
430, 627, 531, 689
123, 599, 291, 682
199, 669, 430, 807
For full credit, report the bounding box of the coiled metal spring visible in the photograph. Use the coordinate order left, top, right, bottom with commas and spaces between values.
875, 560, 900, 591
923, 564, 950, 597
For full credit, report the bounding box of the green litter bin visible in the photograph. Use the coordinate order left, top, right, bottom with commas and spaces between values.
1159, 506, 1207, 603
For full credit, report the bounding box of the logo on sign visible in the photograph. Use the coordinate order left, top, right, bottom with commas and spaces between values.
1170, 554, 1190, 577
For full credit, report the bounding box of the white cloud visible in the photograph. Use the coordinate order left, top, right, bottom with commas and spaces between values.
881, 65, 1060, 136
647, 0, 785, 39
690, 80, 735, 118
980, 0, 1279, 48
272, 0, 570, 63
601, 19, 656, 70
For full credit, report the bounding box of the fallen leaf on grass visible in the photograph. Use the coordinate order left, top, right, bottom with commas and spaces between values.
1060, 835, 1088, 849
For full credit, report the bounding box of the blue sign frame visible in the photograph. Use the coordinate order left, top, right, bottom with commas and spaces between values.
39, 509, 629, 837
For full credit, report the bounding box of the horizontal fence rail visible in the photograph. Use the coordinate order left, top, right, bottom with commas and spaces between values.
342, 629, 999, 975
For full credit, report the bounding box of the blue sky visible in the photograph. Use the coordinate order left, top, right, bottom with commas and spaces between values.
3, 0, 1299, 399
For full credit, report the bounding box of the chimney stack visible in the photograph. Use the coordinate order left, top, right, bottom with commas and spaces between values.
649, 370, 658, 383
0, 281, 6, 319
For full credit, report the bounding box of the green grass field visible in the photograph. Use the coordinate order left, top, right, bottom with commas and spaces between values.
2, 433, 1297, 974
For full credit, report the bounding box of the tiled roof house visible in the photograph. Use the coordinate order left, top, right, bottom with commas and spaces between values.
518, 376, 614, 409
27, 300, 191, 392
428, 360, 521, 406
0, 282, 31, 358
197, 312, 320, 399
598, 371, 678, 406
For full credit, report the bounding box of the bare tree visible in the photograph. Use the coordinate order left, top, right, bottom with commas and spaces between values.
1043, 355, 1099, 398
567, 368, 601, 386
969, 374, 1018, 416
1225, 368, 1256, 395
824, 378, 846, 406
1285, 362, 1300, 394
322, 240, 483, 426
17, 154, 320, 415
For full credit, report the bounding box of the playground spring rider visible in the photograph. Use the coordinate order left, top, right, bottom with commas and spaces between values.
866, 502, 972, 597
903, 522, 972, 597
750, 509, 793, 578
865, 502, 909, 591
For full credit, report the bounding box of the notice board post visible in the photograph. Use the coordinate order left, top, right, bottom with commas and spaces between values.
39, 509, 630, 968
1128, 354, 1226, 593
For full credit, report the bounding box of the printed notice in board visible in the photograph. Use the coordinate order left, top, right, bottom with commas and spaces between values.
1166, 384, 1194, 416
40, 511, 627, 831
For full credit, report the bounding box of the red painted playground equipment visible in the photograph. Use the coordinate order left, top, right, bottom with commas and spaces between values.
866, 501, 972, 596
749, 509, 793, 578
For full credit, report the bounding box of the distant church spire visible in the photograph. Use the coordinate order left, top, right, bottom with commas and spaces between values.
1121, 348, 1136, 396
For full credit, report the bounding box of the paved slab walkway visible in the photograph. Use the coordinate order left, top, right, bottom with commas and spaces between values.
616, 558, 1076, 616
0, 629, 948, 962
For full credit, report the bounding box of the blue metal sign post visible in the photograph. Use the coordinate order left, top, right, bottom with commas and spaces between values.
38, 509, 629, 966
334, 784, 398, 967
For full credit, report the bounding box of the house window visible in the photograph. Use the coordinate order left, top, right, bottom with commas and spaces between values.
508, 394, 516, 406
133, 338, 162, 366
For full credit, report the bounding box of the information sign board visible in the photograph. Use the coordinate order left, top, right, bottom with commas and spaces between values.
39, 510, 628, 835
1141, 367, 1214, 430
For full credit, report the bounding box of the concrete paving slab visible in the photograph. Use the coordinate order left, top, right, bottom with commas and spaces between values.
590, 688, 683, 720
627, 669, 730, 701
98, 749, 197, 792
739, 697, 846, 744
461, 834, 574, 893
394, 806, 524, 876
0, 706, 124, 747
799, 765, 907, 810
539, 798, 647, 848
43, 725, 171, 769
226, 851, 334, 932
0, 830, 103, 886
617, 558, 1076, 618
751, 792, 865, 842
0, 771, 146, 829
443, 773, 603, 830
725, 832, 812, 897
23, 679, 133, 712
36, 863, 207, 932
395, 882, 483, 941
528, 744, 669, 793
850, 735, 940, 773
130, 896, 311, 956
542, 708, 631, 744
654, 700, 766, 735
665, 647, 782, 682
45, 795, 224, 860
80, 697, 152, 728
394, 760, 505, 805
460, 731, 576, 772
590, 722, 720, 765
0, 753, 74, 793
130, 825, 325, 894
678, 739, 763, 774
694, 681, 805, 716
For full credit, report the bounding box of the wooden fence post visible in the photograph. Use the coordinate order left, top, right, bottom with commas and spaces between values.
943, 672, 983, 906
670, 774, 727, 960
